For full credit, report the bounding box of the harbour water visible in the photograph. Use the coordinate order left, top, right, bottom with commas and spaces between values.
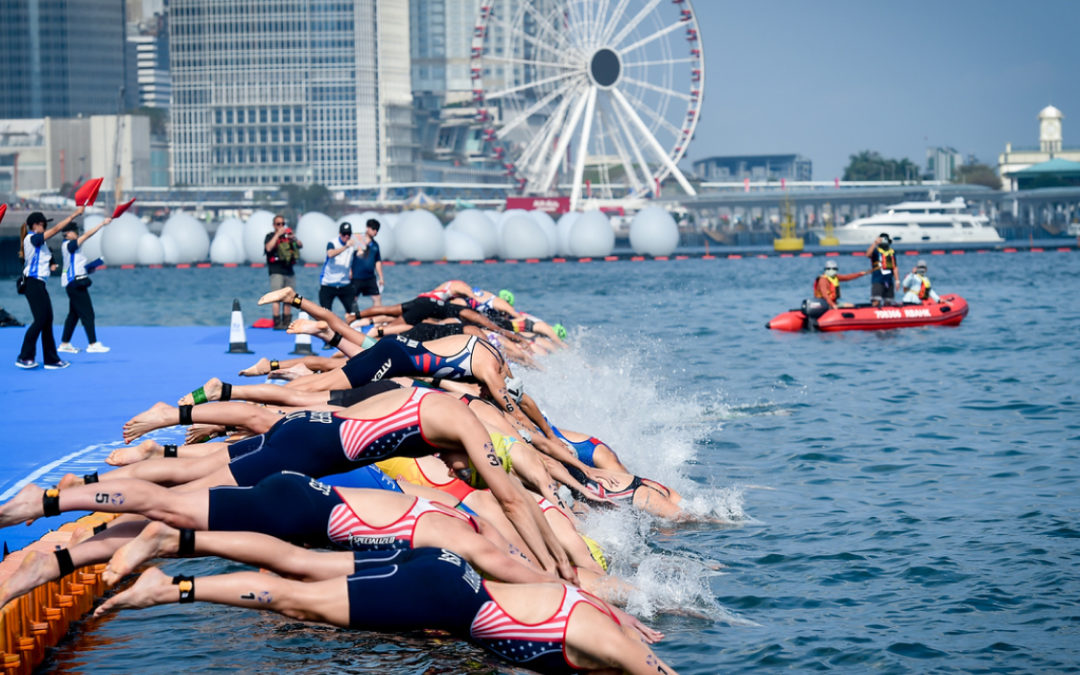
2, 249, 1078, 673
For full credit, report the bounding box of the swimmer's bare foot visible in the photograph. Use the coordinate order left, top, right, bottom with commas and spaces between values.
258, 287, 295, 307
177, 377, 222, 407
58, 473, 83, 490
0, 551, 56, 607
123, 402, 177, 444
104, 521, 179, 586
0, 484, 45, 528
107, 439, 162, 466
94, 566, 172, 617
238, 357, 271, 377
286, 318, 329, 336
186, 424, 224, 444
67, 521, 101, 545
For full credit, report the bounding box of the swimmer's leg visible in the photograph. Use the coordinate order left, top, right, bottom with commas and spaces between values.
281, 367, 351, 393
0, 480, 208, 530
124, 402, 281, 443
216, 383, 329, 408
96, 447, 231, 487
95, 567, 351, 627
106, 521, 353, 586
0, 519, 148, 606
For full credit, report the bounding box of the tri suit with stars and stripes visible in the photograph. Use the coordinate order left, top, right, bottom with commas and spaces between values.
225, 388, 439, 487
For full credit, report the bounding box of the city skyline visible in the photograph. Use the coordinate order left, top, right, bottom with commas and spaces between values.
688, 0, 1080, 180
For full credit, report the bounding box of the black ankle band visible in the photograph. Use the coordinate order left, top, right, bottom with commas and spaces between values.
54, 548, 75, 576
92, 522, 108, 535
291, 295, 303, 307
269, 360, 280, 371
220, 382, 232, 401
163, 444, 178, 458
178, 528, 196, 555
224, 425, 237, 433
83, 472, 99, 484
327, 332, 343, 348
172, 575, 195, 603
42, 488, 61, 517
179, 405, 194, 426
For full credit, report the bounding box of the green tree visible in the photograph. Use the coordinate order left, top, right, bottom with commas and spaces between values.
279, 183, 334, 217
952, 163, 1001, 190
843, 150, 921, 182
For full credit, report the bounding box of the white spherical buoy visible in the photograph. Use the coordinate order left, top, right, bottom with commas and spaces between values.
499, 213, 549, 259
161, 212, 210, 263
160, 233, 181, 264
528, 210, 558, 257
209, 229, 245, 264
101, 213, 149, 265
243, 210, 275, 261
296, 212, 338, 264
396, 211, 445, 261
448, 210, 498, 258
135, 232, 165, 266
568, 211, 614, 258
79, 215, 106, 262
215, 218, 246, 262
629, 206, 680, 257
445, 230, 485, 261
556, 212, 581, 256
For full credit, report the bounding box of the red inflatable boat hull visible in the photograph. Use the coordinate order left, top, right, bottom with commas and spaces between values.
767, 294, 969, 332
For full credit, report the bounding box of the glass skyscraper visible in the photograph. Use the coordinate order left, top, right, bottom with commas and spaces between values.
0, 0, 127, 119
169, 0, 413, 188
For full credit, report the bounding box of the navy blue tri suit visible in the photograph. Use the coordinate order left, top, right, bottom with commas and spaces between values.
341, 547, 615, 674
339, 334, 500, 388
224, 386, 439, 487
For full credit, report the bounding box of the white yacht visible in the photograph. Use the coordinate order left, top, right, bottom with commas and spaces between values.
833, 198, 1003, 245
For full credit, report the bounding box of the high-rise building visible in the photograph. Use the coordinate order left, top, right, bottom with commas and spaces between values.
0, 0, 127, 119
169, 0, 414, 189
925, 146, 963, 182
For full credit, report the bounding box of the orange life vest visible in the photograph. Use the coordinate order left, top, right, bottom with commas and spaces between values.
814, 274, 840, 301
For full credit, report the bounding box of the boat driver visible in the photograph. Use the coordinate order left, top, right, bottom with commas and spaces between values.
866, 233, 899, 307
813, 259, 868, 309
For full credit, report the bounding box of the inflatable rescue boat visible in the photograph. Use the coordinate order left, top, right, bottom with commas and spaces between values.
767, 294, 969, 332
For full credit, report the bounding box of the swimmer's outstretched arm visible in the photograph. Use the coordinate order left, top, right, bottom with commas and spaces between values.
558, 600, 679, 674
421, 395, 576, 585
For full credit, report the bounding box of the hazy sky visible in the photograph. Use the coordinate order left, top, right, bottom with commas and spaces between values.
688, 1, 1080, 179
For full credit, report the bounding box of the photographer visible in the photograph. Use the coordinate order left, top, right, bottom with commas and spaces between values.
263, 214, 303, 329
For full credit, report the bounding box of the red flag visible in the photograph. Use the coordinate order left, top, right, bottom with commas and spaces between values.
74, 179, 96, 206
585, 179, 592, 198
0, 203, 6, 226
781, 178, 786, 190
74, 177, 104, 206
743, 177, 750, 192
85, 178, 104, 206
112, 198, 136, 218
834, 177, 840, 188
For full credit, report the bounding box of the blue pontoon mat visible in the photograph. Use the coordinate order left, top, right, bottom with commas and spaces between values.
0, 325, 300, 552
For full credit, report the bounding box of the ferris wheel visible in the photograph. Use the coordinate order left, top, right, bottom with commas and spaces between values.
471, 0, 704, 207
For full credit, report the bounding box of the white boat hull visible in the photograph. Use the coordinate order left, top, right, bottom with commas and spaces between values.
833, 219, 1003, 245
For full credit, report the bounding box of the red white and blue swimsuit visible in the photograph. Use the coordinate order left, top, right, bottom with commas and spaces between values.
227, 388, 438, 486
327, 493, 477, 551
341, 335, 500, 388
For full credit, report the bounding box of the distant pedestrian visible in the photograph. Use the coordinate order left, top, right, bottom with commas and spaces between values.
319, 221, 356, 316
58, 216, 112, 354
16, 207, 84, 370
263, 214, 303, 329
348, 218, 385, 311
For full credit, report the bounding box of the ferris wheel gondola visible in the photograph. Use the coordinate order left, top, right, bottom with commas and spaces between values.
471, 0, 705, 208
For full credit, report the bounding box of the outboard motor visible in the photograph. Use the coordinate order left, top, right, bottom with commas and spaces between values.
801, 298, 829, 319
